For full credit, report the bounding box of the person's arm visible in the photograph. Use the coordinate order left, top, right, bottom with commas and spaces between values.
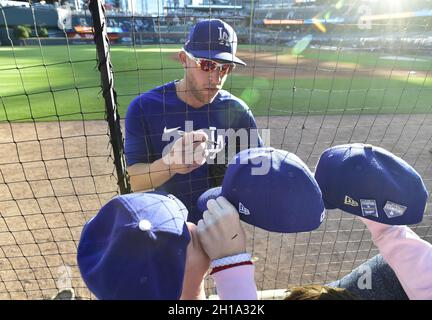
211, 264, 256, 300
197, 197, 258, 300
180, 223, 210, 300
128, 131, 210, 192
127, 159, 175, 192
125, 96, 209, 192
361, 217, 432, 300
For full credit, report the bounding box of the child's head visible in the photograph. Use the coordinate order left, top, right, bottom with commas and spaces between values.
77, 191, 208, 300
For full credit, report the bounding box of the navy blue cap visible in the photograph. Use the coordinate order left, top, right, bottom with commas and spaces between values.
184, 19, 246, 66
198, 148, 325, 233
77, 192, 190, 300
315, 143, 428, 225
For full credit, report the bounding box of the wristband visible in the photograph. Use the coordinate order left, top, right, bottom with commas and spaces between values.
210, 253, 251, 268
210, 261, 253, 275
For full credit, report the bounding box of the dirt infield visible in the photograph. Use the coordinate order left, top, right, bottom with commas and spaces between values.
1, 113, 431, 299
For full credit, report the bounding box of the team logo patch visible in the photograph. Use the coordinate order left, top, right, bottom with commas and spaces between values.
383, 201, 407, 218
344, 195, 359, 207
360, 199, 378, 218
218, 27, 231, 47
239, 202, 250, 215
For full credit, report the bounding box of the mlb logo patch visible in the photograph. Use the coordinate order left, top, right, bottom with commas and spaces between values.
383, 201, 407, 218
360, 199, 378, 218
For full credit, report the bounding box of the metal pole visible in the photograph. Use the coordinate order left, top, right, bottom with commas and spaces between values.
88, 0, 131, 194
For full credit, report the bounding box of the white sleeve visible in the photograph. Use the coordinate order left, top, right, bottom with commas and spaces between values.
212, 265, 258, 300
361, 218, 432, 300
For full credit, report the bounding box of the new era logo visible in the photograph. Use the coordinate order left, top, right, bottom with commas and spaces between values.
344, 195, 359, 207
239, 202, 250, 215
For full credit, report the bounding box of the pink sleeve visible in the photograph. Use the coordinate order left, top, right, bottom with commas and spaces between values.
361, 218, 432, 300
211, 265, 258, 300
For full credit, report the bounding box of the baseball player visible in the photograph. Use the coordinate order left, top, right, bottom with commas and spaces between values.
125, 19, 263, 224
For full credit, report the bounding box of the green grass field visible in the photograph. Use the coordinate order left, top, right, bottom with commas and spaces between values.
1, 44, 431, 122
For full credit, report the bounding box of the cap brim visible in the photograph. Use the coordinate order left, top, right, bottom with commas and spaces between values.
188, 50, 247, 66
197, 187, 223, 212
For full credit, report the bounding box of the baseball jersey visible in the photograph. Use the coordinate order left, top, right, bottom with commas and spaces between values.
125, 81, 263, 223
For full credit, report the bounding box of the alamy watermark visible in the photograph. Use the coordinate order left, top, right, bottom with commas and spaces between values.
161, 121, 272, 175
357, 264, 372, 290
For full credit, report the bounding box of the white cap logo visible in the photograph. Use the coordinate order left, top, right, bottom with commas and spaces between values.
239, 202, 250, 215
218, 27, 230, 47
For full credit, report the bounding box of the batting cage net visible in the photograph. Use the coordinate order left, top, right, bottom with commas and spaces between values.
0, 0, 431, 300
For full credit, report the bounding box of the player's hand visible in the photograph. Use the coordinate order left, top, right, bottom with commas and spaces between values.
162, 130, 209, 175
197, 196, 246, 260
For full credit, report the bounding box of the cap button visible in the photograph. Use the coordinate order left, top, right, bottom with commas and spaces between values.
364, 144, 373, 149
138, 219, 152, 231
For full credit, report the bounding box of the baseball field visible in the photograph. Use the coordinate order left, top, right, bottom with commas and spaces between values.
0, 43, 431, 299
1, 44, 432, 122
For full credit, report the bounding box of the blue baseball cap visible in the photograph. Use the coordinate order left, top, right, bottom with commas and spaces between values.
315, 143, 428, 225
77, 192, 190, 300
197, 148, 325, 233
184, 19, 246, 66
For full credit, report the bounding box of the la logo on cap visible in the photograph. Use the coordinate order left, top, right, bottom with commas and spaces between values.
218, 27, 230, 47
